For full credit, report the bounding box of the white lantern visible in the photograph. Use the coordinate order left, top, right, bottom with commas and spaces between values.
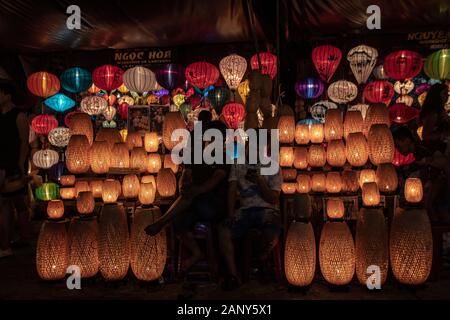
123, 66, 157, 93
102, 106, 117, 121
48, 127, 71, 148
33, 149, 59, 169
219, 54, 247, 90
347, 45, 378, 84
327, 80, 358, 104
80, 96, 107, 116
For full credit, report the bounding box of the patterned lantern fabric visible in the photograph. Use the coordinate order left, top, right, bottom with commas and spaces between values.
373, 64, 388, 80
27, 71, 60, 98
222, 102, 246, 129
80, 96, 108, 116
312, 45, 342, 83
250, 52, 277, 80
295, 78, 324, 99
424, 49, 450, 80
389, 103, 419, 124
220, 54, 247, 90
363, 80, 394, 106
327, 80, 358, 104
208, 87, 230, 114
347, 45, 378, 84
92, 65, 124, 91
35, 182, 59, 201
60, 67, 92, 93
383, 50, 423, 80
68, 218, 99, 278
31, 115, 58, 136
155, 64, 185, 90
33, 149, 59, 169
185, 62, 219, 89
310, 100, 337, 123
123, 66, 157, 94
102, 106, 117, 122
394, 80, 414, 95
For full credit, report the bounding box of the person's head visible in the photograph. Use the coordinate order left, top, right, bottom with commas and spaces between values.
392, 125, 416, 156
198, 110, 212, 124
420, 83, 448, 119
0, 81, 16, 106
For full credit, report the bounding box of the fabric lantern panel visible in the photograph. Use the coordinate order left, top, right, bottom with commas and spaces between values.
44, 93, 76, 113
295, 78, 324, 99
383, 50, 423, 80
66, 135, 91, 174
250, 52, 277, 80
219, 54, 247, 90
32, 115, 58, 136
222, 103, 246, 129
327, 80, 358, 104
185, 62, 219, 89
155, 64, 185, 91
363, 81, 394, 106
347, 45, 378, 84
33, 149, 59, 169
123, 66, 156, 94
310, 100, 338, 123
424, 49, 450, 80
92, 65, 124, 91
27, 71, 60, 98
60, 67, 92, 93
312, 45, 342, 83
48, 127, 71, 148
388, 103, 419, 124
81, 96, 108, 116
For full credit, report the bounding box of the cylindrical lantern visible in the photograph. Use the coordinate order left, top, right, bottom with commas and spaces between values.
147, 153, 162, 174
345, 133, 369, 167
139, 182, 156, 205
278, 115, 295, 144
293, 147, 308, 170
326, 139, 346, 167
110, 143, 130, 168
404, 178, 423, 203
66, 135, 91, 174
295, 124, 310, 145
296, 174, 311, 193
368, 124, 394, 165
163, 154, 179, 174
36, 221, 68, 280
144, 132, 159, 153
282, 169, 297, 182
341, 170, 359, 193
60, 175, 76, 186
156, 168, 177, 198
324, 109, 343, 141
130, 147, 148, 173
31, 115, 58, 136
284, 222, 316, 287
60, 187, 75, 200
90, 141, 111, 174
307, 145, 326, 167
319, 221, 355, 285
359, 169, 377, 189
280, 147, 294, 168
362, 182, 380, 207
76, 191, 95, 215
326, 198, 345, 219
311, 173, 326, 193
281, 183, 297, 194
130, 206, 167, 281
126, 132, 143, 151
326, 172, 342, 194
162, 112, 186, 151
69, 113, 93, 145
390, 207, 432, 285
89, 180, 104, 198
376, 163, 398, 193
122, 174, 140, 199
309, 123, 324, 143
68, 218, 99, 278
344, 110, 364, 139
74, 180, 90, 197
47, 200, 64, 219
102, 179, 121, 203
363, 103, 390, 137
33, 149, 59, 169
356, 208, 389, 286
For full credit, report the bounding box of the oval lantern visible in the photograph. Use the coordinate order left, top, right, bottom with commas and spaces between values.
44, 93, 76, 113
312, 45, 342, 83
90, 141, 111, 174
123, 66, 157, 94
92, 65, 124, 91
278, 115, 295, 144
27, 71, 60, 98
250, 52, 277, 80
208, 87, 229, 114
344, 110, 364, 139
327, 80, 358, 104
222, 102, 246, 129
80, 96, 108, 116
156, 168, 177, 198
66, 135, 91, 174
162, 111, 186, 150
376, 163, 398, 193
185, 62, 219, 89
68, 218, 99, 278
220, 54, 247, 90
60, 67, 92, 93
424, 49, 450, 80
345, 132, 369, 167
69, 112, 93, 145
35, 182, 59, 201
155, 64, 185, 90
363, 80, 394, 106
324, 109, 343, 141
327, 139, 346, 167
295, 77, 324, 99
388, 103, 419, 124
363, 103, 390, 137
46, 200, 65, 220
48, 127, 71, 148
347, 45, 378, 84
32, 115, 58, 136
33, 149, 59, 169
368, 124, 395, 165
383, 50, 423, 80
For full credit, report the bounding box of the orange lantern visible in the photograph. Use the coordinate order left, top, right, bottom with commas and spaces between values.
111, 143, 130, 168
326, 199, 345, 219
326, 172, 342, 193
295, 124, 310, 145
66, 135, 91, 174
368, 124, 394, 165
162, 111, 185, 150
47, 200, 64, 219
69, 113, 94, 145
144, 132, 159, 153
147, 153, 162, 174
311, 173, 326, 193
156, 168, 177, 198
138, 182, 156, 205
341, 170, 359, 193
76, 191, 95, 215
278, 115, 296, 143
95, 128, 122, 150
163, 154, 179, 174
362, 182, 380, 207
60, 175, 76, 186
141, 175, 156, 187
75, 180, 91, 197
344, 110, 364, 139
68, 218, 99, 278
282, 169, 298, 181
27, 71, 60, 98
324, 109, 343, 141
126, 132, 143, 151
359, 169, 377, 188
307, 145, 326, 167
363, 103, 390, 137
102, 179, 121, 203
310, 123, 324, 144
60, 188, 75, 200
404, 178, 423, 203
122, 174, 140, 199
281, 182, 297, 194
296, 174, 311, 193
293, 147, 308, 170
326, 139, 346, 167
90, 141, 111, 174
89, 180, 104, 198
130, 147, 148, 173
280, 147, 294, 167
376, 163, 398, 193
345, 133, 368, 167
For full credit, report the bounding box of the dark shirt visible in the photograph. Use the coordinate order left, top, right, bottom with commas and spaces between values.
0, 108, 22, 176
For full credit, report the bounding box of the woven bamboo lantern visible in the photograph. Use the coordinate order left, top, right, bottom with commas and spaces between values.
344, 110, 364, 139
110, 143, 130, 168
363, 103, 390, 137
141, 175, 156, 187
130, 206, 167, 281
66, 135, 91, 174
139, 182, 156, 205
310, 123, 324, 143
69, 113, 93, 145
156, 168, 177, 198
282, 169, 297, 181
326, 139, 346, 167
293, 147, 308, 170
281, 183, 297, 194
326, 198, 345, 219
307, 145, 326, 167
90, 141, 111, 174
98, 204, 130, 281
356, 208, 389, 286
404, 178, 423, 203
47, 200, 64, 219
68, 218, 99, 278
319, 221, 355, 285
341, 170, 359, 193
295, 124, 310, 145
390, 207, 432, 285
76, 191, 95, 215
376, 163, 398, 193
147, 153, 162, 174
89, 180, 104, 198
122, 174, 140, 199
102, 179, 121, 203
130, 147, 148, 173
74, 180, 91, 197
284, 222, 316, 287
345, 133, 368, 167
126, 132, 143, 150
163, 154, 179, 174
362, 182, 380, 207
60, 187, 75, 200
326, 172, 342, 193
60, 175, 76, 186
368, 124, 394, 165
296, 174, 311, 193
144, 132, 159, 153
324, 109, 343, 141
36, 221, 69, 280
278, 115, 295, 144
95, 128, 122, 150
359, 169, 377, 188
280, 147, 294, 167
311, 173, 326, 193
162, 111, 185, 151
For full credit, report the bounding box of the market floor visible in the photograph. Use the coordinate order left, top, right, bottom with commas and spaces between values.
1, 223, 450, 300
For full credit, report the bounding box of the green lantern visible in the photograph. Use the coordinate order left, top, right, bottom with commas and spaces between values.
179, 103, 192, 120
36, 183, 59, 201
424, 49, 450, 80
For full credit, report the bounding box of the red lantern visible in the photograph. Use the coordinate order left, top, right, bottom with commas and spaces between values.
27, 72, 60, 98
250, 52, 277, 80
312, 45, 342, 83
383, 50, 423, 80
32, 115, 58, 136
118, 103, 129, 120
393, 149, 416, 167
222, 103, 246, 129
161, 95, 171, 105
103, 93, 117, 106
389, 103, 420, 124
185, 62, 219, 89
364, 81, 394, 106
92, 65, 124, 91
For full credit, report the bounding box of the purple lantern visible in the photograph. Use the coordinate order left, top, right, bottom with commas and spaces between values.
415, 83, 431, 96
154, 88, 170, 97
295, 78, 324, 99
155, 64, 185, 91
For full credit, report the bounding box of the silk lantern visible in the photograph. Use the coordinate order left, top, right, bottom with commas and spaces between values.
90, 141, 111, 174
307, 145, 326, 167
130, 147, 148, 173
27, 71, 60, 98
68, 218, 99, 278
309, 123, 324, 143
424, 49, 450, 80
368, 124, 394, 165
80, 96, 108, 116
110, 143, 130, 168
281, 183, 297, 194
74, 180, 90, 197
123, 66, 156, 93
162, 111, 185, 150
44, 93, 76, 113
383, 50, 423, 80
293, 147, 308, 170
69, 112, 93, 145
222, 102, 246, 129
48, 127, 71, 148
362, 182, 380, 207
220, 54, 247, 90
327, 80, 358, 104
60, 67, 92, 93
373, 64, 387, 80
296, 174, 311, 193
76, 191, 95, 215
60, 188, 75, 200
341, 170, 360, 193
343, 110, 364, 139
208, 87, 229, 114
139, 182, 156, 205
359, 169, 377, 188
32, 115, 58, 136
295, 124, 310, 145
345, 133, 369, 167
33, 149, 59, 169
155, 64, 185, 90
122, 174, 140, 199
144, 132, 159, 153
250, 52, 277, 79
326, 172, 342, 194
388, 103, 419, 124
393, 149, 416, 167
312, 45, 342, 83
324, 109, 343, 141
363, 103, 390, 137
363, 81, 394, 106
35, 183, 59, 201
156, 168, 177, 198
376, 163, 398, 193
185, 62, 219, 89
295, 78, 324, 99
404, 178, 423, 203
89, 180, 104, 198
92, 65, 124, 91
311, 173, 326, 193
47, 200, 64, 220
60, 175, 75, 186
347, 45, 378, 84
102, 179, 121, 203
163, 154, 179, 174
66, 135, 90, 174
326, 199, 345, 219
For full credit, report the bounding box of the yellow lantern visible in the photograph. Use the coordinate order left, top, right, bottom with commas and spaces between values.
130, 147, 148, 173
376, 163, 398, 193
237, 80, 250, 104
156, 168, 177, 198
280, 147, 294, 167
345, 132, 369, 167
293, 147, 308, 170
102, 179, 121, 204
324, 109, 343, 141
307, 145, 326, 167
368, 124, 394, 165
281, 182, 297, 194
344, 110, 364, 139
119, 129, 128, 143
309, 123, 324, 144
60, 187, 75, 200
278, 115, 295, 144
90, 141, 111, 174
417, 126, 423, 140
404, 178, 423, 203
89, 180, 104, 198
75, 180, 91, 197
47, 200, 64, 219
311, 173, 326, 193
295, 124, 310, 145
117, 83, 129, 93
122, 174, 140, 199
163, 154, 179, 174
66, 135, 91, 174
76, 191, 95, 215
362, 182, 380, 207
326, 172, 342, 194
60, 175, 76, 186
341, 170, 359, 193
68, 218, 99, 278
139, 182, 156, 205
296, 174, 311, 193
326, 139, 346, 167
358, 169, 377, 188
111, 143, 130, 168
147, 153, 162, 174
144, 132, 159, 153
326, 198, 345, 219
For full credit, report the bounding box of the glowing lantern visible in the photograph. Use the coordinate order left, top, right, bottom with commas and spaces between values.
383, 50, 423, 80
80, 96, 108, 116
345, 133, 369, 167
295, 124, 310, 145
307, 145, 326, 167
110, 143, 130, 169
60, 188, 75, 200
343, 110, 364, 139
326, 199, 345, 219
309, 123, 324, 143
280, 146, 294, 168
347, 45, 378, 84
27, 71, 60, 98
90, 141, 111, 174
281, 183, 297, 194
327, 80, 358, 104
117, 83, 129, 94
362, 182, 380, 207
326, 172, 342, 194
89, 180, 104, 198
32, 115, 58, 136
282, 169, 297, 181
130, 147, 147, 173
376, 163, 398, 193
33, 149, 59, 169
92, 65, 124, 91
417, 126, 423, 140
47, 200, 64, 220
102, 179, 121, 204
60, 175, 75, 186
310, 100, 337, 123
237, 80, 250, 104
155, 64, 185, 90
368, 124, 394, 165
296, 174, 311, 193
122, 174, 140, 199
222, 103, 246, 129
220, 54, 247, 90
424, 49, 450, 80
125, 132, 143, 150
103, 106, 117, 122
295, 78, 324, 99
162, 112, 185, 150
341, 170, 359, 193
123, 66, 156, 94
173, 94, 185, 108
48, 127, 71, 148
185, 62, 219, 89
363, 103, 390, 137
119, 95, 134, 106
44, 93, 75, 113
144, 132, 159, 153
293, 147, 308, 170
373, 64, 387, 80
69, 112, 93, 145
277, 115, 295, 144
95, 128, 122, 150
396, 95, 414, 107
404, 178, 423, 203
74, 180, 90, 197
250, 52, 277, 79
359, 169, 377, 188
163, 154, 179, 174
68, 218, 99, 278
76, 191, 95, 215
388, 103, 419, 124
35, 183, 59, 201
60, 67, 92, 93
312, 45, 342, 82
324, 109, 343, 141
139, 182, 156, 205
363, 81, 394, 106
147, 154, 162, 174
394, 80, 414, 95
66, 135, 90, 174
311, 173, 326, 193
156, 168, 177, 198
141, 175, 156, 186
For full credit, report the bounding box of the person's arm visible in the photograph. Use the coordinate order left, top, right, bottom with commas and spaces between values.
192, 168, 227, 195
255, 175, 280, 205
16, 112, 29, 177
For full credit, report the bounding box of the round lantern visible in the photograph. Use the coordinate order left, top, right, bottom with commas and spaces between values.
139, 182, 156, 205
347, 45, 378, 84
76, 191, 95, 215
376, 163, 398, 193
162, 112, 186, 150
390, 207, 432, 285
307, 145, 326, 168
35, 183, 59, 201
60, 187, 75, 200
163, 154, 179, 174
27, 71, 60, 98
66, 135, 90, 174
185, 62, 219, 89
341, 170, 359, 193
60, 175, 75, 186
90, 141, 111, 174
404, 178, 423, 203
44, 93, 76, 113
69, 112, 93, 145
359, 169, 377, 189
348, 104, 369, 120
310, 100, 338, 123
92, 65, 124, 91
363, 103, 390, 137
295, 78, 324, 99
355, 208, 389, 286
293, 147, 308, 170
277, 115, 295, 144
324, 109, 343, 141
156, 168, 177, 198
383, 50, 423, 80
60, 67, 92, 93
281, 183, 297, 194
388, 103, 419, 124
319, 221, 355, 285
80, 96, 108, 116
144, 132, 159, 153
326, 198, 345, 219
284, 222, 316, 287
147, 153, 162, 174
368, 124, 394, 165
424, 49, 450, 80
122, 174, 140, 199
326, 172, 342, 194
130, 206, 166, 281
312, 45, 342, 83
311, 173, 326, 193
219, 54, 247, 90
280, 147, 294, 168
89, 180, 104, 198
32, 115, 58, 136
250, 52, 277, 79
155, 64, 185, 91
327, 80, 358, 104
47, 200, 64, 219
295, 124, 310, 145
33, 149, 59, 169
296, 174, 311, 193
36, 221, 68, 280
48, 127, 71, 148
363, 81, 394, 106
362, 182, 380, 207
68, 218, 99, 278
344, 110, 364, 139
110, 143, 130, 169
282, 169, 297, 181
222, 103, 246, 129
130, 147, 148, 173
102, 179, 121, 204
345, 133, 369, 167
74, 180, 91, 197
123, 66, 156, 94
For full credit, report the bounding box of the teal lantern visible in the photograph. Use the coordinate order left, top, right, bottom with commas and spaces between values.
179, 103, 192, 119
207, 87, 229, 114
60, 67, 92, 93
424, 49, 450, 80
35, 183, 59, 201
44, 93, 76, 113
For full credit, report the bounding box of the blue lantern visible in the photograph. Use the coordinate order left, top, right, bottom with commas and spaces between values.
295, 78, 324, 99
208, 87, 230, 114
297, 118, 321, 125
44, 93, 76, 113
60, 67, 92, 93
48, 161, 67, 183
